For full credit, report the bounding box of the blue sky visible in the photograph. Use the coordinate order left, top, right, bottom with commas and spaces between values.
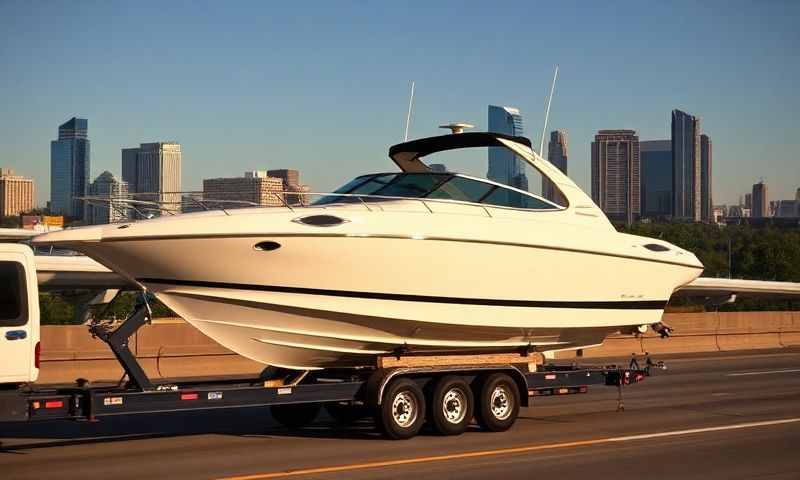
1, 0, 798, 206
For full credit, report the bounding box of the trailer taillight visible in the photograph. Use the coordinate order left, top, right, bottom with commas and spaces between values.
34, 341, 41, 369
181, 392, 199, 401
45, 400, 63, 409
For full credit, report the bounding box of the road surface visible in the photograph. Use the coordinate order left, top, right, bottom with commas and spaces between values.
2, 349, 800, 479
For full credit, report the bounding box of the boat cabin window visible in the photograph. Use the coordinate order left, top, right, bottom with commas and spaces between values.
480, 187, 555, 210
0, 261, 27, 327
426, 176, 494, 202
316, 172, 560, 210
372, 173, 448, 198
347, 174, 398, 195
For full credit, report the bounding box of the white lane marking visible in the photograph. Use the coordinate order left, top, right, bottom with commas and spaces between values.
604, 418, 800, 443
218, 418, 800, 480
727, 368, 800, 377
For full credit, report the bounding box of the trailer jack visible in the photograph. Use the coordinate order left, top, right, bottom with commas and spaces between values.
89, 295, 155, 391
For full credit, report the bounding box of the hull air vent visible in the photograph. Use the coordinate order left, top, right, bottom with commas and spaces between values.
293, 215, 349, 227
643, 243, 670, 252
254, 241, 282, 251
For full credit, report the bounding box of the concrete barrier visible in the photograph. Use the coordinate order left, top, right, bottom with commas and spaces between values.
716, 311, 785, 352
779, 311, 800, 347
37, 311, 800, 383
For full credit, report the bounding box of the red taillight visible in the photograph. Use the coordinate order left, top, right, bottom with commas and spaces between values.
181, 392, 198, 401
34, 341, 41, 369
45, 400, 63, 409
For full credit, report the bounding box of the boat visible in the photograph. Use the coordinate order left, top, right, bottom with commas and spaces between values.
32, 132, 704, 370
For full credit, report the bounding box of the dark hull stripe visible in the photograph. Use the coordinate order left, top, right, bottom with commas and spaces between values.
139, 277, 668, 310
106, 233, 704, 270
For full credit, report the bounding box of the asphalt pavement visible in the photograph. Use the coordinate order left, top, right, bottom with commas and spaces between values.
2, 348, 800, 480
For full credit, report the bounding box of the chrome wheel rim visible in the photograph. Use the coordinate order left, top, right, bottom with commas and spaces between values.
392, 391, 418, 428
490, 385, 512, 420
442, 387, 467, 424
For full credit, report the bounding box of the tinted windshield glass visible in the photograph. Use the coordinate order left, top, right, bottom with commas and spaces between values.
0, 261, 26, 326
373, 173, 448, 198
313, 174, 399, 205
426, 176, 494, 202
349, 174, 398, 195
481, 187, 555, 210
331, 175, 375, 194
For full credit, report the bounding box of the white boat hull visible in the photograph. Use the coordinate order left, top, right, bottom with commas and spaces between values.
44, 210, 702, 369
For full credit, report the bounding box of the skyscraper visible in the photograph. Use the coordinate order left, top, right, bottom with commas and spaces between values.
203, 172, 285, 207
85, 171, 129, 224
50, 117, 90, 218
700, 134, 713, 222
0, 168, 35, 218
543, 130, 568, 204
591, 130, 640, 225
487, 105, 527, 193
640, 140, 673, 219
671, 110, 701, 221
752, 180, 768, 218
121, 142, 182, 214
267, 169, 309, 205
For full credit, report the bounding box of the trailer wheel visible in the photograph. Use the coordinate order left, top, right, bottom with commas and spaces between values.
430, 375, 473, 436
375, 378, 425, 440
324, 402, 370, 425
270, 403, 321, 429
474, 373, 520, 432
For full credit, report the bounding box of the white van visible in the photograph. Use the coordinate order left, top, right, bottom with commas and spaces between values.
0, 243, 40, 384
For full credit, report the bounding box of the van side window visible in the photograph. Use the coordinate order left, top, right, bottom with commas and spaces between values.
0, 261, 27, 327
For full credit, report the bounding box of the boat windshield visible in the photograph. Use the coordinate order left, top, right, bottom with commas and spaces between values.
314, 173, 559, 210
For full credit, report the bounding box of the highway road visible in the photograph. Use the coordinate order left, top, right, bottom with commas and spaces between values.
2, 348, 800, 479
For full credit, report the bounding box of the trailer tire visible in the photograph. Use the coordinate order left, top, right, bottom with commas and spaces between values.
270, 403, 321, 429
324, 402, 370, 425
474, 373, 520, 432
375, 378, 425, 440
429, 375, 473, 436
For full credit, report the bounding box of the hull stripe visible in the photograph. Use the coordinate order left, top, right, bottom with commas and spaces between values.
139, 278, 668, 310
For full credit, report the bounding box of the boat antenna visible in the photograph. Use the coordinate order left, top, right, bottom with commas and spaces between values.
404, 80, 415, 141
539, 65, 559, 156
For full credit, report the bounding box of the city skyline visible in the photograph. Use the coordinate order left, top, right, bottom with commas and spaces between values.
1, 2, 797, 207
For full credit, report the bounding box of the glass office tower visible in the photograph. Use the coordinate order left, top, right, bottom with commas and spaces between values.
487, 105, 527, 206
50, 117, 90, 218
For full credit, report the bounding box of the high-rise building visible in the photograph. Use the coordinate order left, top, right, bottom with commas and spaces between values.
203, 172, 285, 208
50, 117, 90, 218
744, 193, 752, 210
542, 130, 568, 204
121, 142, 182, 214
487, 105, 527, 195
640, 140, 672, 219
591, 130, 641, 224
752, 180, 768, 218
0, 168, 35, 218
85, 171, 129, 225
267, 169, 309, 205
671, 110, 701, 221
772, 200, 794, 217
700, 134, 713, 222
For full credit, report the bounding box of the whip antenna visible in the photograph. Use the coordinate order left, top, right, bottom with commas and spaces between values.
404, 81, 415, 141
539, 65, 559, 156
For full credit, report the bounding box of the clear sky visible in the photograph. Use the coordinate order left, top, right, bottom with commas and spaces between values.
1, 0, 798, 206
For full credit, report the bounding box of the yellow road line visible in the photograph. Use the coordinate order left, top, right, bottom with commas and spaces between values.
219, 417, 800, 480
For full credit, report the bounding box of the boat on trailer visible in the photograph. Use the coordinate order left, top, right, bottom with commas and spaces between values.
32, 132, 703, 370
